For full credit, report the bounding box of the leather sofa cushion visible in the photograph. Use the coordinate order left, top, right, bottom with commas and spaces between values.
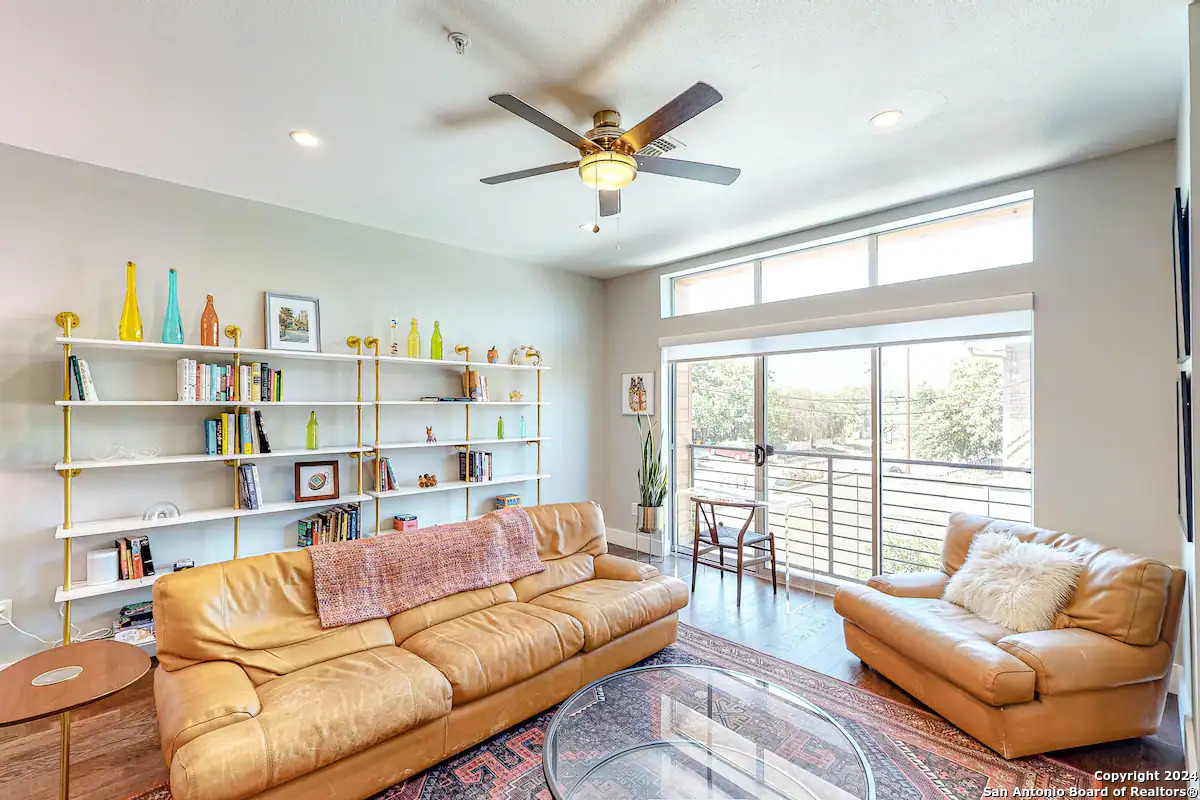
526, 501, 607, 561
154, 550, 394, 681
154, 661, 260, 763
835, 585, 1035, 706
530, 576, 689, 651
943, 514, 1174, 646
996, 628, 1172, 695
388, 584, 516, 644
867, 571, 948, 598
171, 646, 451, 800
402, 602, 584, 704
513, 552, 596, 603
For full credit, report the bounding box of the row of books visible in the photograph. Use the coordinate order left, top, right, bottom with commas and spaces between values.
297, 504, 363, 546
68, 355, 100, 400
237, 463, 265, 510
205, 410, 272, 455
375, 456, 399, 492
116, 536, 156, 580
459, 450, 494, 482
176, 359, 285, 402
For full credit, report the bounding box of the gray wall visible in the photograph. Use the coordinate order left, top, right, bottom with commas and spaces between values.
0, 144, 605, 665
602, 142, 1179, 567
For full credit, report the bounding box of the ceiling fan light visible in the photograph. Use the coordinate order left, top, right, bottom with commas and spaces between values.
578, 151, 637, 191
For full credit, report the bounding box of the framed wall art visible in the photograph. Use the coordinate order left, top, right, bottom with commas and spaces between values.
295, 460, 340, 503
265, 292, 321, 352
622, 372, 654, 416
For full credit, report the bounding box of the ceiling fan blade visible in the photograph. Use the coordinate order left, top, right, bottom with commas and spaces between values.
489, 94, 601, 153
480, 161, 579, 185
599, 190, 621, 217
616, 82, 723, 153
635, 156, 741, 185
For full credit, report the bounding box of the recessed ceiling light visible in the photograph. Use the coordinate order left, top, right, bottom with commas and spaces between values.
579, 223, 599, 233
869, 110, 905, 129
289, 130, 321, 147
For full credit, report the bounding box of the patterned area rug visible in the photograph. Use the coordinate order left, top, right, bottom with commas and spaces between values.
130, 624, 1096, 800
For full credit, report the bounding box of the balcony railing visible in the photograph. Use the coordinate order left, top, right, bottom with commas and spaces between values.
682, 444, 1032, 582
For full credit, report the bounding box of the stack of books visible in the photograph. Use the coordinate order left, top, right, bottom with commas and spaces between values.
112, 600, 155, 645
459, 451, 494, 482
115, 536, 155, 580
297, 504, 362, 546
374, 456, 399, 492
176, 359, 285, 402
205, 410, 271, 455
68, 355, 99, 400
237, 463, 264, 510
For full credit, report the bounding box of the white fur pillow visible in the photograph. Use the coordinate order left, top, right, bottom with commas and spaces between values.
942, 531, 1083, 633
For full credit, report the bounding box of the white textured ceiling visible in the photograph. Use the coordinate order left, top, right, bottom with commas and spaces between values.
0, 1, 1185, 278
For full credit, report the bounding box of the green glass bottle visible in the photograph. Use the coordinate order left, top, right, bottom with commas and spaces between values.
118, 261, 143, 341
497, 416, 504, 439
431, 321, 443, 360
407, 318, 421, 359
306, 410, 319, 450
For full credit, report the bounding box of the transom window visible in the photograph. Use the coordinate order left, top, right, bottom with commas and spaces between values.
665, 194, 1033, 317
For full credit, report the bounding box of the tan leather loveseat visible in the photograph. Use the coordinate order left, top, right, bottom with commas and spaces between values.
152, 501, 688, 800
834, 513, 1185, 758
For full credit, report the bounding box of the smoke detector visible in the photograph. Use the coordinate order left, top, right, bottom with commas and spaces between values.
447, 32, 471, 56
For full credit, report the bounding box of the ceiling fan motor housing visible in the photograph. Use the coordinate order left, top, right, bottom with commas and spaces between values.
586, 109, 631, 152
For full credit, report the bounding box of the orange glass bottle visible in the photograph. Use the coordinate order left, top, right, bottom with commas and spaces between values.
200, 295, 220, 346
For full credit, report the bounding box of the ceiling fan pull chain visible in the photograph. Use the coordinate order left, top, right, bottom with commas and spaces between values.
615, 212, 621, 251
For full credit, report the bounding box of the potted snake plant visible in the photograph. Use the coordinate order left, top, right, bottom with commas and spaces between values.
636, 414, 668, 534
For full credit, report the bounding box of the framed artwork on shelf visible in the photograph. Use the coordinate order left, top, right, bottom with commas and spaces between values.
1179, 373, 1193, 543
622, 372, 654, 416
265, 292, 321, 353
1173, 188, 1190, 359
295, 460, 340, 503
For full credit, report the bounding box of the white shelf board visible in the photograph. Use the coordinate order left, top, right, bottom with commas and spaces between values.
56, 572, 162, 602
367, 473, 550, 499
376, 437, 548, 450
376, 355, 549, 371
55, 337, 368, 362
56, 494, 373, 539
56, 400, 370, 407
56, 446, 373, 471
374, 400, 548, 407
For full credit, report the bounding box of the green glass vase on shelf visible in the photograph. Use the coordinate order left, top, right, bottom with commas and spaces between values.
431, 321, 443, 360
497, 416, 504, 439
118, 261, 143, 342
161, 269, 184, 345
200, 295, 219, 347
407, 318, 421, 359
306, 411, 319, 450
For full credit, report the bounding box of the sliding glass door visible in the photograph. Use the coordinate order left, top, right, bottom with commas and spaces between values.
670, 334, 1032, 583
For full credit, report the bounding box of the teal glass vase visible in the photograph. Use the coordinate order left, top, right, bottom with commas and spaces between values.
161, 269, 185, 344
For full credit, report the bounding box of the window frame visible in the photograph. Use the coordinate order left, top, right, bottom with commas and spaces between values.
664, 191, 1033, 318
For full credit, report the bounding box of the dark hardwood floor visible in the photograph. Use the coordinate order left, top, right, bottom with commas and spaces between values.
0, 549, 1185, 799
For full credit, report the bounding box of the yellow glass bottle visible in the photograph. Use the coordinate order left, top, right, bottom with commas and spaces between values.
119, 261, 144, 341
407, 318, 421, 359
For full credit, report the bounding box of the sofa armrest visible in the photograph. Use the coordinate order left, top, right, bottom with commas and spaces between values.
997, 628, 1171, 696
866, 571, 948, 598
154, 661, 261, 764
594, 554, 659, 582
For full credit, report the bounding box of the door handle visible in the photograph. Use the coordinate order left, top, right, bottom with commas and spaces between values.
754, 444, 765, 467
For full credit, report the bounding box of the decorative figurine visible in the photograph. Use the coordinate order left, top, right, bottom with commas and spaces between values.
417, 473, 438, 488
508, 345, 542, 366
509, 390, 524, 402
200, 294, 220, 346
426, 426, 437, 443
162, 268, 184, 344
119, 261, 144, 342
487, 346, 499, 364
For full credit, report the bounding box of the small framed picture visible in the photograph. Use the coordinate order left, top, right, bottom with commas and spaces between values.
295, 460, 340, 503
622, 372, 655, 416
265, 292, 321, 352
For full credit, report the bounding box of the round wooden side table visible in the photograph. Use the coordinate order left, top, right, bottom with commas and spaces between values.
0, 640, 150, 799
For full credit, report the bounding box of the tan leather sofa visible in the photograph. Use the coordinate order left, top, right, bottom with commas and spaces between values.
152, 501, 688, 800
834, 513, 1185, 758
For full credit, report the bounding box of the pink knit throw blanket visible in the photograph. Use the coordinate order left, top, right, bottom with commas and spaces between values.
308, 508, 545, 628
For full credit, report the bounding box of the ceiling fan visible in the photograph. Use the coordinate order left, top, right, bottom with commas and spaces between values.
480, 82, 740, 217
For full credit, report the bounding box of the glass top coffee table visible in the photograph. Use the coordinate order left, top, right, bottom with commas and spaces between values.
544, 665, 874, 800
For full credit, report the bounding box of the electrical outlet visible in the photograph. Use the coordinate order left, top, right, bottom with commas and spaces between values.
631, 502, 638, 517
0, 599, 11, 626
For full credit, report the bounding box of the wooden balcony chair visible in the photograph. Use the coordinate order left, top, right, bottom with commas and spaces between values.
690, 496, 778, 607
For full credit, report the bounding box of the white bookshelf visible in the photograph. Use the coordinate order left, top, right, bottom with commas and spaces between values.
376, 437, 549, 450
367, 473, 551, 499
57, 400, 371, 407
374, 400, 547, 407
56, 445, 373, 471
